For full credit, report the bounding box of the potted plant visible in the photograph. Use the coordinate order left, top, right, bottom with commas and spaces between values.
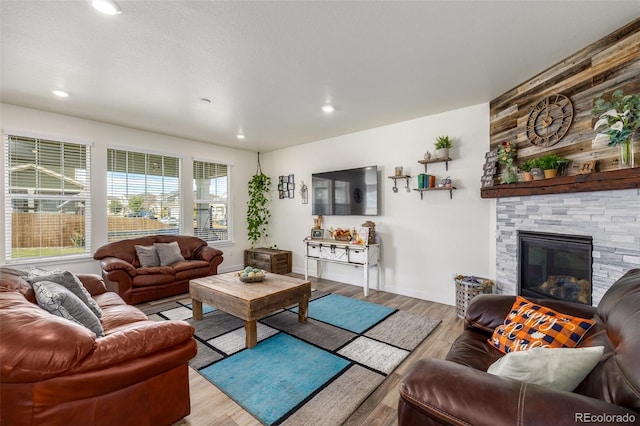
433, 135, 453, 159
593, 89, 640, 168
536, 154, 567, 178
519, 158, 539, 181
247, 156, 272, 248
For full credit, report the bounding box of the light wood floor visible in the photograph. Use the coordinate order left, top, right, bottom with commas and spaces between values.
143, 275, 464, 426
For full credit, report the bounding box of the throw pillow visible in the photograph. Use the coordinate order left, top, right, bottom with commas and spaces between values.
487, 346, 604, 391
33, 281, 105, 337
27, 266, 63, 278
135, 244, 160, 267
154, 241, 185, 266
489, 296, 595, 354
27, 271, 102, 318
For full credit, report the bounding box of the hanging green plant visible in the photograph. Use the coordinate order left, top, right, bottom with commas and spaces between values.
247, 154, 272, 248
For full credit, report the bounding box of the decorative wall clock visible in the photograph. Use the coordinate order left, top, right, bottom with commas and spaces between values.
525, 94, 574, 147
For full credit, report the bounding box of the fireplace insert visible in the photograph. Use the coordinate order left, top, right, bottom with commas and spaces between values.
518, 231, 592, 305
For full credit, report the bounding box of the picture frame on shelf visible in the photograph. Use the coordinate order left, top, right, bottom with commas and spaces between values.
355, 227, 369, 245
311, 228, 324, 239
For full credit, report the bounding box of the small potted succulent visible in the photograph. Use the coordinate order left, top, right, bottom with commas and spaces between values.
433, 135, 453, 159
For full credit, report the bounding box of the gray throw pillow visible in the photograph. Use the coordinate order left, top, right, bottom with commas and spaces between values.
135, 244, 161, 267
33, 281, 105, 337
27, 271, 102, 318
154, 241, 185, 266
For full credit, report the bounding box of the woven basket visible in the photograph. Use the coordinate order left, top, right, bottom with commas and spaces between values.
455, 276, 494, 319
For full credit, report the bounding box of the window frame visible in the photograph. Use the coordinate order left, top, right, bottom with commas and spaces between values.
3, 129, 92, 263
106, 146, 182, 243
193, 158, 232, 245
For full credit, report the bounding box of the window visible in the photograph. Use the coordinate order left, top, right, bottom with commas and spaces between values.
193, 160, 230, 243
4, 132, 91, 261
107, 148, 181, 242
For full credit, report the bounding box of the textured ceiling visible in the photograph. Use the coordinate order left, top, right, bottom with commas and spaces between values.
1, 1, 639, 152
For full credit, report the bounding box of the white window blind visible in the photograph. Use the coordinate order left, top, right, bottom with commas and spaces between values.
4, 133, 91, 261
193, 160, 230, 243
107, 148, 181, 242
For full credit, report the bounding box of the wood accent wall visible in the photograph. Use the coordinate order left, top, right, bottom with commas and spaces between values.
488, 17, 640, 184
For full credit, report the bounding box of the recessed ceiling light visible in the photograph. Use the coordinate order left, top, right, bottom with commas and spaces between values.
89, 0, 122, 15
236, 134, 245, 140
200, 98, 212, 104
52, 90, 70, 98
321, 104, 335, 113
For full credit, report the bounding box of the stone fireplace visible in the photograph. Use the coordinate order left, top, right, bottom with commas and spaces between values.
518, 231, 592, 305
495, 188, 640, 306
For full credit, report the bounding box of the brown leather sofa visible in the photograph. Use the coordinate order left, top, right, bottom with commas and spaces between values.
0, 267, 197, 426
94, 235, 223, 304
398, 268, 640, 425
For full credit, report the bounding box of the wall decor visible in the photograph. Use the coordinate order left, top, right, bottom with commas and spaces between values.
299, 180, 308, 204
481, 150, 498, 187
578, 160, 597, 174
278, 174, 295, 199
488, 17, 640, 186
525, 94, 574, 147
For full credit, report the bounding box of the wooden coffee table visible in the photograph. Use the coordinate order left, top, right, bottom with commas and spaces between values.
189, 271, 311, 348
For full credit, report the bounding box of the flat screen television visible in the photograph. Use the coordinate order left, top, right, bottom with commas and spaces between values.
311, 165, 379, 216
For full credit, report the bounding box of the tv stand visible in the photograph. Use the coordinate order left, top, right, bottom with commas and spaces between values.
303, 238, 380, 296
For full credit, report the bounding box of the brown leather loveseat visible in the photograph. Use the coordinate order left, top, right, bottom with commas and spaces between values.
94, 235, 223, 304
0, 267, 197, 426
398, 268, 640, 425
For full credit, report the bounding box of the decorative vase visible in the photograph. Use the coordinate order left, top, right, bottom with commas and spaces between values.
543, 169, 558, 179
619, 139, 634, 169
501, 166, 518, 184
435, 148, 450, 159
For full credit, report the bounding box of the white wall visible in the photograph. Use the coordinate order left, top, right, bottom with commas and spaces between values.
264, 103, 493, 306
1, 102, 495, 306
1, 103, 254, 274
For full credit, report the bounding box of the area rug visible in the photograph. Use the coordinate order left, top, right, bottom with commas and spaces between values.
143, 291, 440, 425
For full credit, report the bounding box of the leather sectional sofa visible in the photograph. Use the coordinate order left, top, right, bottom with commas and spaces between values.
398, 268, 640, 425
94, 235, 223, 304
0, 267, 197, 426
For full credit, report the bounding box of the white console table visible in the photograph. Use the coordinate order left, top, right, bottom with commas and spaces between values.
303, 238, 380, 296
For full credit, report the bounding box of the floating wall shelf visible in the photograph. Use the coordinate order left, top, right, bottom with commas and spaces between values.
413, 187, 457, 200
388, 175, 412, 193
418, 157, 452, 173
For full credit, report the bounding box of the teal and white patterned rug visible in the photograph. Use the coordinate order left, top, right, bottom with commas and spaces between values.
144, 291, 440, 425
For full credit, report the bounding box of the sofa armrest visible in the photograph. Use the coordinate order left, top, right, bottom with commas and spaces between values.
77, 274, 107, 296
68, 320, 195, 374
0, 293, 95, 382
465, 294, 517, 333
99, 257, 137, 276
399, 358, 637, 426
196, 245, 223, 262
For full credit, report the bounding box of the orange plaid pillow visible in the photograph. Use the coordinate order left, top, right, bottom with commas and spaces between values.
489, 296, 595, 354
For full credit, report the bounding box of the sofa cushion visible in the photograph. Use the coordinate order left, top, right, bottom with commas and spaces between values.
487, 346, 604, 391
136, 266, 175, 275
132, 273, 176, 287
175, 264, 212, 281
135, 245, 160, 267
154, 241, 185, 266
33, 281, 105, 337
27, 271, 102, 318
489, 296, 595, 354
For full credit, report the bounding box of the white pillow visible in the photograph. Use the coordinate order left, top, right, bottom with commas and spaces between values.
487, 346, 604, 391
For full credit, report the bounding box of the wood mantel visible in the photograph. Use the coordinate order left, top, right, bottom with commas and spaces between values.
480, 169, 640, 199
